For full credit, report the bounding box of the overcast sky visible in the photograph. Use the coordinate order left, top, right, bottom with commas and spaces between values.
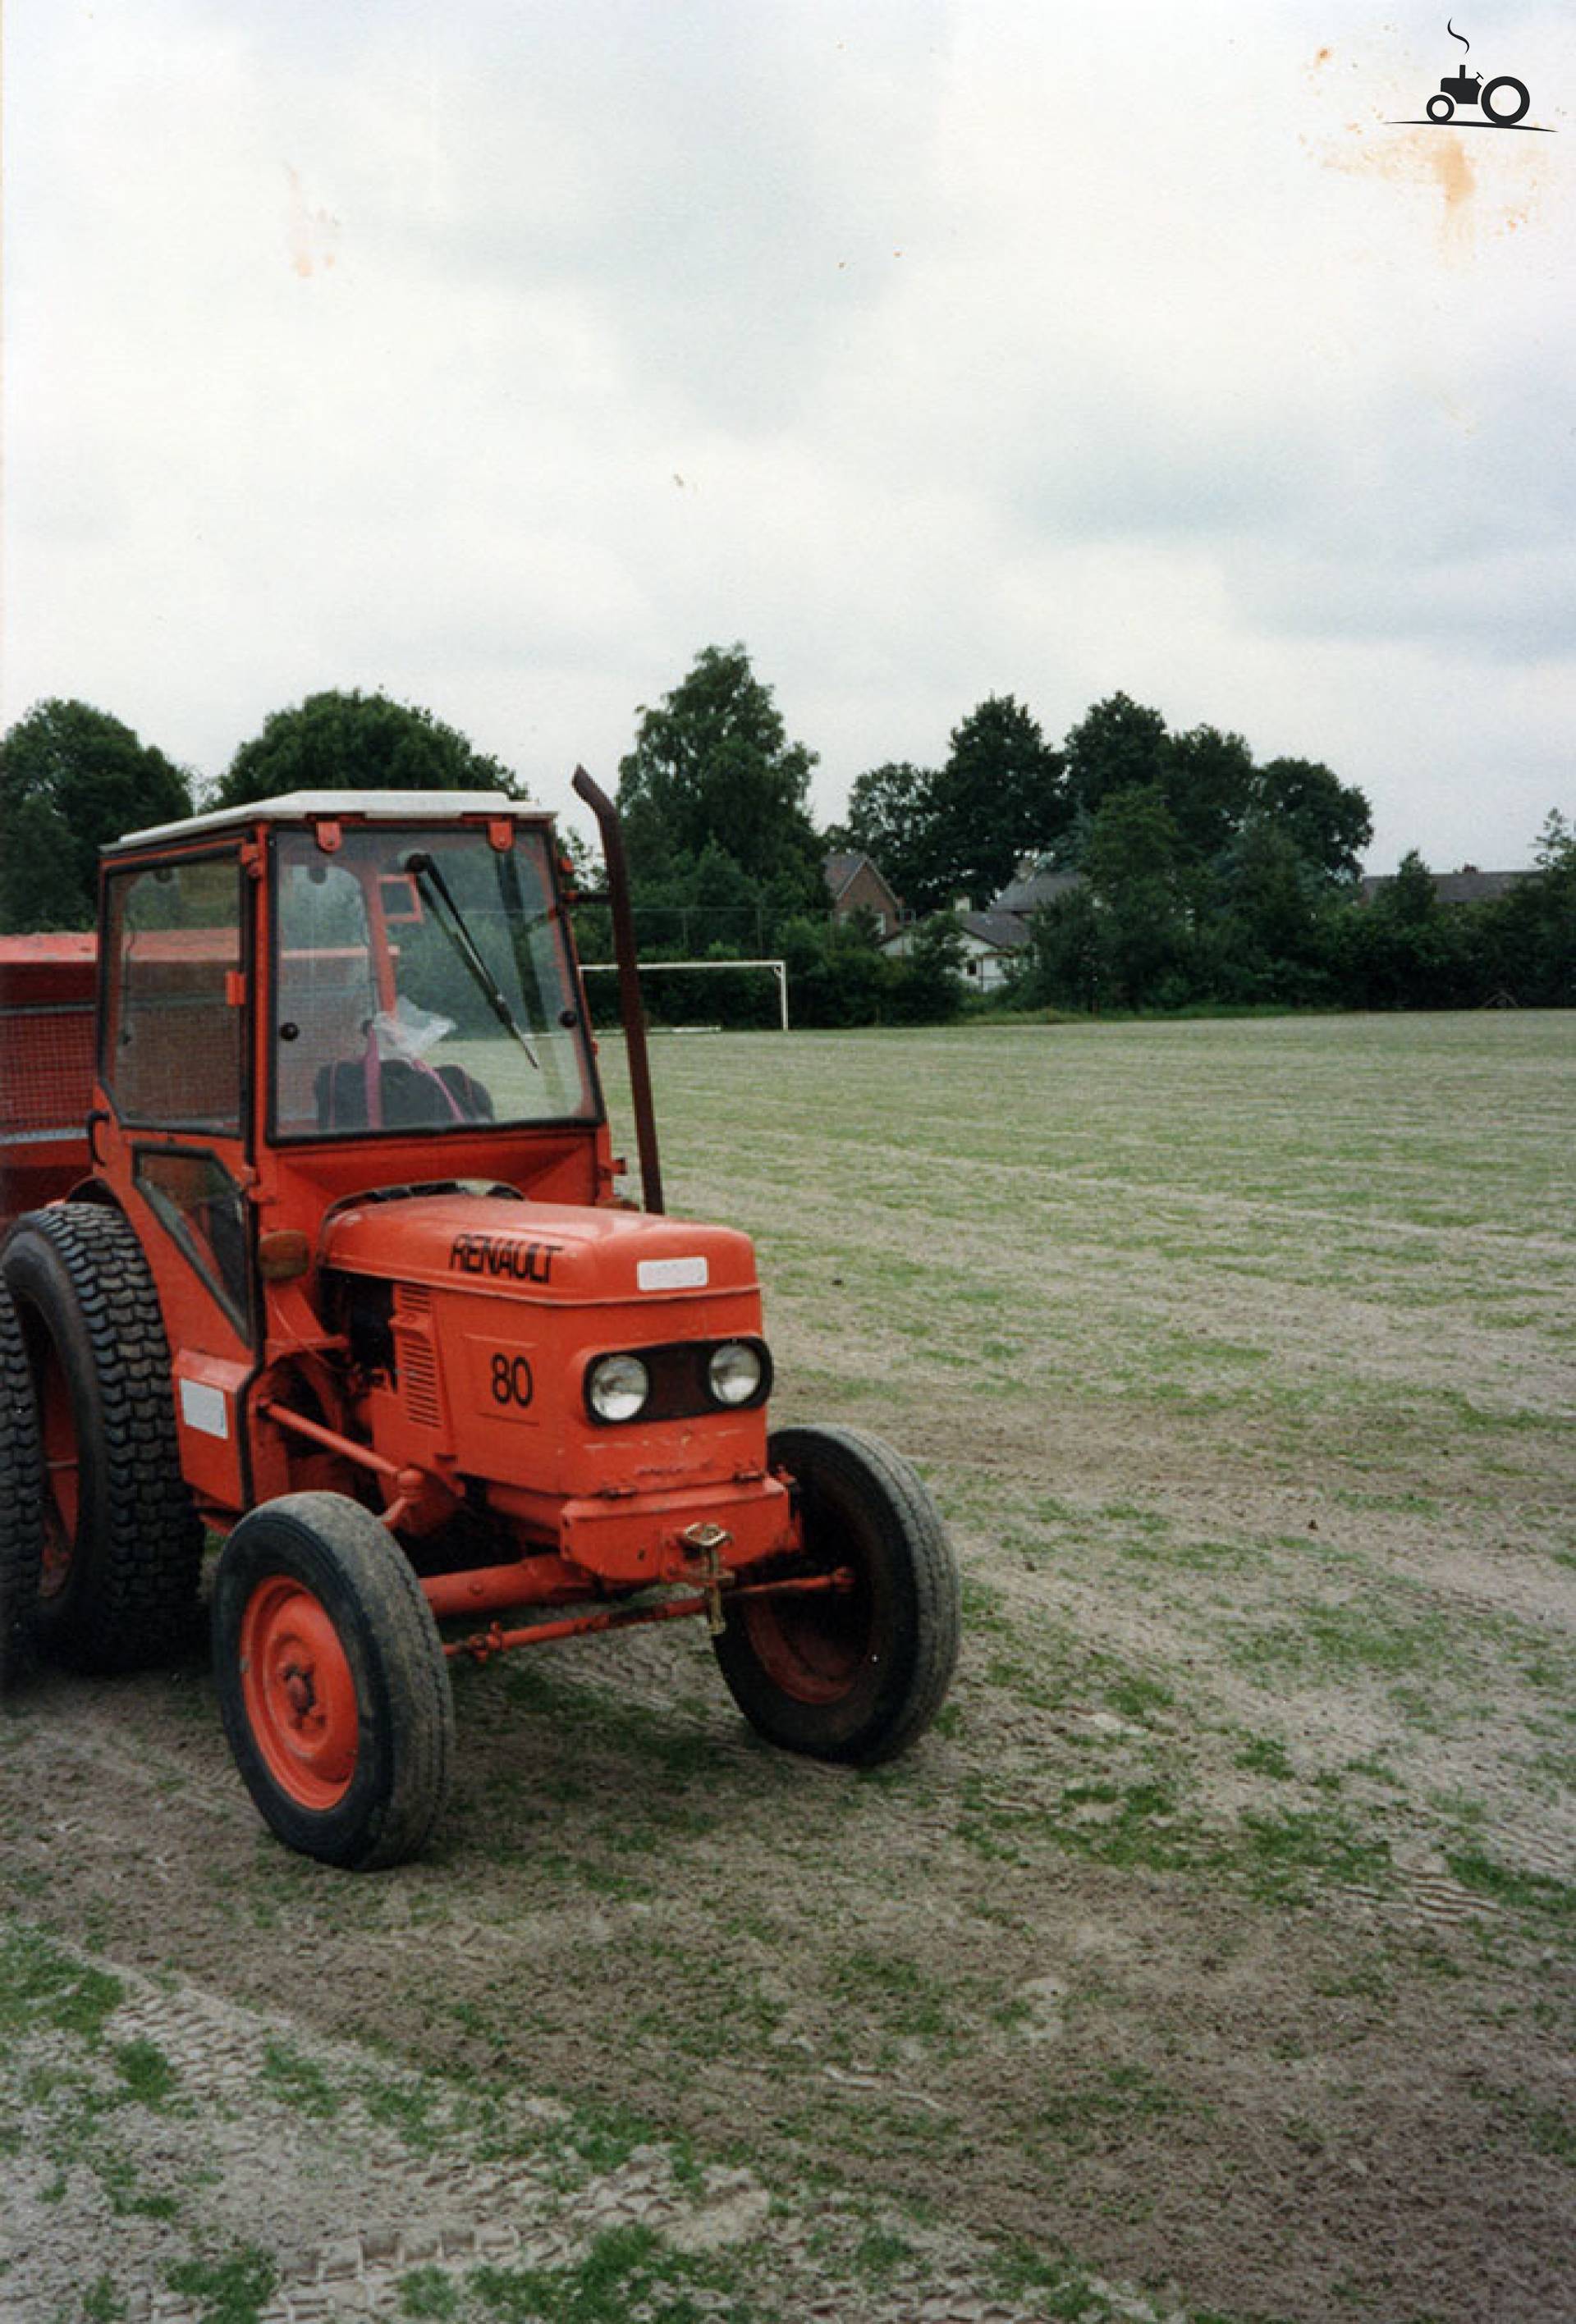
4, 1, 1572, 871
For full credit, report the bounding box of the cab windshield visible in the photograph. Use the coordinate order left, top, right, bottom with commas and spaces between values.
273, 825, 598, 1139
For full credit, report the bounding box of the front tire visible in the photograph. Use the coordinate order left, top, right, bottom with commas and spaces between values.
713, 1425, 960, 1765
212, 1493, 455, 1870
1, 1205, 202, 1671
0, 1282, 45, 1691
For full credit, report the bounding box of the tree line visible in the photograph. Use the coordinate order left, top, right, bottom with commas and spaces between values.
2, 657, 1570, 1020
0, 691, 520, 936
607, 644, 1572, 1019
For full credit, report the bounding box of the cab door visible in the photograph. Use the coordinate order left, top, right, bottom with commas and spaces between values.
98, 846, 257, 1512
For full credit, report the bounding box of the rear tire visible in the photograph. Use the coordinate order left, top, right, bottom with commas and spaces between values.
0, 1282, 45, 1691
1, 1205, 203, 1672
212, 1493, 455, 1870
713, 1425, 960, 1765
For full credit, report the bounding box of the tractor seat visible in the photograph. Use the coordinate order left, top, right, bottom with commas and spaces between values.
314, 1057, 496, 1132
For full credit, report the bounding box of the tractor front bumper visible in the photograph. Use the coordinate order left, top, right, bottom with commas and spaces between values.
472, 1466, 797, 1591
557, 1470, 796, 1584
420, 1467, 812, 1658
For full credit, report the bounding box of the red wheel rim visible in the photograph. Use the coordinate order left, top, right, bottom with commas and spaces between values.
36, 1338, 78, 1601
743, 1585, 869, 1702
742, 1480, 873, 1704
239, 1577, 360, 1809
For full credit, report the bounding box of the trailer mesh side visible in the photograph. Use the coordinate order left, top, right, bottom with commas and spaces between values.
0, 1004, 95, 1141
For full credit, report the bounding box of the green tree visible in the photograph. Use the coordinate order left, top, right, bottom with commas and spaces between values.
839, 702, 1065, 916
1473, 810, 1576, 1005
218, 689, 522, 808
617, 645, 822, 909
1384, 848, 1439, 926
1163, 724, 1256, 863
1084, 781, 1182, 895
1331, 850, 1479, 1009
1061, 693, 1171, 827
1212, 817, 1335, 1003
1252, 757, 1372, 882
1017, 885, 1104, 1013
777, 912, 896, 1028
834, 760, 943, 911
1083, 783, 1187, 1007
929, 695, 1065, 909
0, 698, 193, 932
889, 913, 967, 1023
629, 839, 769, 958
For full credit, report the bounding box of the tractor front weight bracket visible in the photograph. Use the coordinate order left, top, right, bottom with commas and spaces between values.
677, 1520, 732, 1635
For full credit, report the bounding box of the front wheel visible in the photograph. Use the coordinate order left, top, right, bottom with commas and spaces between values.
1427, 92, 1455, 121
713, 1425, 960, 1765
212, 1493, 454, 1869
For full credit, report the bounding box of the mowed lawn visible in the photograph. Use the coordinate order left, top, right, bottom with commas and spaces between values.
611, 1010, 1576, 2315
2, 1011, 1571, 2324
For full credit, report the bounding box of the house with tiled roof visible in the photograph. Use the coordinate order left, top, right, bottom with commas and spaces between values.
881, 904, 1028, 995
991, 858, 1085, 920
822, 851, 903, 936
1358, 866, 1533, 908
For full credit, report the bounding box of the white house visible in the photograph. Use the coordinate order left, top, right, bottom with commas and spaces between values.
881, 906, 1028, 995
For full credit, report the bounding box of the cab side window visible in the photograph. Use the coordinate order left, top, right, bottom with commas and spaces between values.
103, 858, 244, 1133
134, 1148, 251, 1335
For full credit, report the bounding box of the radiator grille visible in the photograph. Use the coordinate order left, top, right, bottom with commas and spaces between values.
400, 1334, 442, 1430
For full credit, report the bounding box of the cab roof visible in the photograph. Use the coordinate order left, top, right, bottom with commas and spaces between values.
106, 791, 552, 854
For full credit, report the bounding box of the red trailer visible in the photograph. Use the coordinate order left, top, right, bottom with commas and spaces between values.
0, 933, 99, 1221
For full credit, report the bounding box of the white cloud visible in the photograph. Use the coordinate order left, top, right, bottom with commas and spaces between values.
4, 0, 1573, 868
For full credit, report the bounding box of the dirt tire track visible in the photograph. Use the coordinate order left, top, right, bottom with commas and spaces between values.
1, 1936, 1093, 2324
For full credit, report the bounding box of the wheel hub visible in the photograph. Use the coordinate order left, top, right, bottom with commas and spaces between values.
239, 1578, 360, 1809
282, 1664, 315, 1718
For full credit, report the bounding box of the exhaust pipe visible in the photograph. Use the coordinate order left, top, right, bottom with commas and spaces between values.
571, 766, 665, 1215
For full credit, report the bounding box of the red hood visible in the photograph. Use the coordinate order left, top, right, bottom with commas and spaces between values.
322, 1192, 758, 1306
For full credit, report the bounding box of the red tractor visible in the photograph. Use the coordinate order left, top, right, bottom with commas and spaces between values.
0, 778, 958, 1867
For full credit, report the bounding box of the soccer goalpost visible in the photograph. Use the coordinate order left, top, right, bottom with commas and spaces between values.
580, 958, 790, 1032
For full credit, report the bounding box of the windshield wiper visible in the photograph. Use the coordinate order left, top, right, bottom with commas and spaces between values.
402, 851, 540, 1071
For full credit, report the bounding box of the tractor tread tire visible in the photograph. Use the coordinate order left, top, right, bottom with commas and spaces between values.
715, 1423, 960, 1766
0, 1280, 45, 1691
213, 1492, 455, 1871
1, 1204, 203, 1672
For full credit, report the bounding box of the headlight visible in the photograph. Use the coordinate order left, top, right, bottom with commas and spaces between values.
708, 1341, 763, 1407
586, 1352, 650, 1423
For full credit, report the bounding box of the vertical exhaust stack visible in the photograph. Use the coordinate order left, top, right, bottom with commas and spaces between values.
571, 765, 665, 1215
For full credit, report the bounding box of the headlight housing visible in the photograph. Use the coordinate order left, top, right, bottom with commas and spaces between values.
585, 1352, 651, 1424
707, 1340, 763, 1407
583, 1338, 772, 1425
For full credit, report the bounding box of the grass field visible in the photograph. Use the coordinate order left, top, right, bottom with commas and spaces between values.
2, 1012, 1572, 2322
